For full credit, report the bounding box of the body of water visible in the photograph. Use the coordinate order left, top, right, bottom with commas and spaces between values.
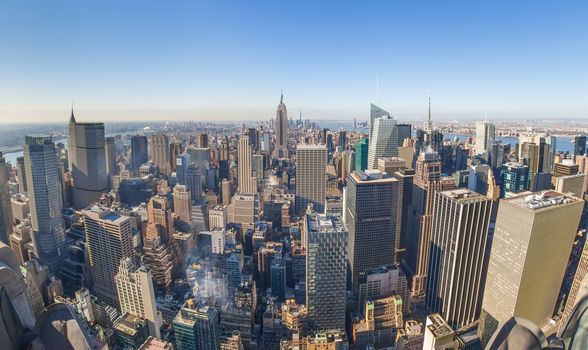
443, 133, 575, 154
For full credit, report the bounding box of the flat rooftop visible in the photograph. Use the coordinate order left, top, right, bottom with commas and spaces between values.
509, 190, 580, 210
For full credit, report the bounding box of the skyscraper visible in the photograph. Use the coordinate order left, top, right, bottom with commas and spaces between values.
345, 170, 398, 292
305, 211, 347, 331
397, 123, 412, 146
499, 162, 530, 197
0, 152, 13, 244
519, 136, 551, 189
295, 144, 327, 214
115, 257, 163, 338
24, 135, 67, 273
68, 110, 108, 208
173, 184, 192, 226
275, 92, 289, 157
105, 136, 117, 187
367, 116, 399, 170
574, 135, 586, 156
337, 130, 346, 149
16, 156, 27, 193
355, 137, 369, 172
369, 103, 391, 141
173, 299, 220, 350
83, 206, 134, 306
237, 134, 257, 194
131, 135, 149, 174
426, 189, 493, 330
149, 134, 171, 176
186, 163, 203, 202
176, 154, 190, 185
475, 121, 496, 155
392, 168, 414, 264
478, 191, 583, 343
406, 150, 455, 297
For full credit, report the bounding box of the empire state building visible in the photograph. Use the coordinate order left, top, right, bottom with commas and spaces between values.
275, 92, 288, 158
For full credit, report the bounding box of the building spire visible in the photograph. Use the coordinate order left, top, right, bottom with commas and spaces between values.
427, 89, 433, 131
69, 102, 76, 123
280, 87, 283, 104
376, 73, 380, 105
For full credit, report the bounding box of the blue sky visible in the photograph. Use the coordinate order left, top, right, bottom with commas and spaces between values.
0, 0, 586, 122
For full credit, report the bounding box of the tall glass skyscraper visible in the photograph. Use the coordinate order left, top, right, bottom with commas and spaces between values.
367, 115, 399, 170
369, 103, 390, 140
24, 135, 67, 273
355, 137, 369, 172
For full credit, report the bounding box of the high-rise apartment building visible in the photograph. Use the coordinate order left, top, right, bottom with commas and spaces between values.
406, 150, 455, 297
149, 134, 170, 176
83, 206, 134, 306
355, 137, 369, 172
345, 170, 398, 292
305, 212, 347, 331
479, 191, 583, 343
238, 134, 257, 194
295, 144, 327, 214
115, 257, 163, 338
475, 121, 495, 155
367, 116, 399, 170
24, 136, 67, 273
275, 93, 289, 157
68, 111, 108, 208
173, 299, 220, 350
426, 189, 493, 330
0, 152, 13, 244
131, 135, 149, 174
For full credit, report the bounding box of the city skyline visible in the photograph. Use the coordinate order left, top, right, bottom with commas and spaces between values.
1, 2, 588, 349
1, 1, 587, 122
